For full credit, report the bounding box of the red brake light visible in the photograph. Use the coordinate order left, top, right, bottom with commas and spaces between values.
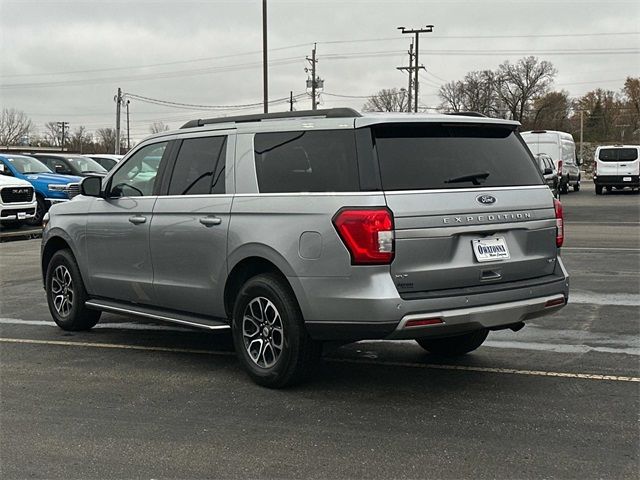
557, 160, 563, 176
333, 208, 394, 264
554, 198, 564, 247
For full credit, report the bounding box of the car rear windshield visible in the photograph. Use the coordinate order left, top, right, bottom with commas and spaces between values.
598, 148, 638, 162
372, 123, 543, 190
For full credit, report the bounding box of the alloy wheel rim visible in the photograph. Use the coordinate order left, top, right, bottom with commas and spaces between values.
242, 296, 284, 368
50, 265, 74, 317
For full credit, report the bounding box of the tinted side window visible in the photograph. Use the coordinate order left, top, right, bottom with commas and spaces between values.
168, 136, 227, 195
110, 142, 168, 197
254, 130, 359, 193
373, 124, 543, 190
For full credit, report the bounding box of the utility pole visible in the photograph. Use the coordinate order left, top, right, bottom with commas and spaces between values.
306, 44, 323, 110
262, 0, 268, 113
126, 99, 131, 151
57, 121, 69, 152
289, 91, 295, 112
398, 25, 433, 112
114, 87, 123, 154
396, 41, 421, 112
579, 110, 584, 163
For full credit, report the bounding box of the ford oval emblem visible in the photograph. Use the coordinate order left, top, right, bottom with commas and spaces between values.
476, 194, 496, 205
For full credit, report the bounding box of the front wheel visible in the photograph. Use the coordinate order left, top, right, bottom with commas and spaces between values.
573, 178, 580, 192
27, 195, 47, 226
231, 273, 321, 388
46, 249, 101, 331
595, 185, 603, 195
416, 329, 489, 356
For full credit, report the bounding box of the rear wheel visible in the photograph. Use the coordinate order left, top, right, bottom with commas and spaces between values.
231, 273, 321, 388
595, 185, 603, 195
573, 178, 580, 192
560, 182, 569, 194
416, 329, 489, 356
46, 249, 101, 331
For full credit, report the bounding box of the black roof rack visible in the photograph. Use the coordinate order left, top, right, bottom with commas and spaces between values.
445, 111, 487, 118
181, 107, 362, 129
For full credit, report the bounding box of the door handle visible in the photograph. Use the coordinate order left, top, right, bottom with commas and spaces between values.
199, 216, 222, 227
128, 215, 147, 225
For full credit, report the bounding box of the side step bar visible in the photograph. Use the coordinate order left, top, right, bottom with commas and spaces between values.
85, 299, 230, 331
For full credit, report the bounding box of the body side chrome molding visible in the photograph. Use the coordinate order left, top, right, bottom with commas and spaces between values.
85, 301, 230, 331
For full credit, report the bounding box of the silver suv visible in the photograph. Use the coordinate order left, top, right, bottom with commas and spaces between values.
41, 109, 569, 387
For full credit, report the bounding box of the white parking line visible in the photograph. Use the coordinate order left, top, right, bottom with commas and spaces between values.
1, 337, 638, 383
563, 247, 640, 251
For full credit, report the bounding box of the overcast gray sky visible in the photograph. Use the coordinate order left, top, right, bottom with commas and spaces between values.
1, 0, 639, 143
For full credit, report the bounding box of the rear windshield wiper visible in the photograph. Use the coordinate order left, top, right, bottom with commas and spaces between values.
444, 171, 490, 186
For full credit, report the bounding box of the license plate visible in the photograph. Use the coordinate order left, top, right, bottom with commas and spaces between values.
623, 177, 632, 182
472, 237, 510, 262
17, 212, 27, 220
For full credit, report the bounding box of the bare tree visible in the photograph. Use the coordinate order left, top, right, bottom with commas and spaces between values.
69, 126, 92, 153
439, 81, 465, 112
439, 71, 504, 117
150, 121, 170, 134
526, 90, 572, 131
497, 56, 556, 121
0, 108, 33, 146
363, 88, 409, 112
95, 128, 118, 153
42, 122, 63, 147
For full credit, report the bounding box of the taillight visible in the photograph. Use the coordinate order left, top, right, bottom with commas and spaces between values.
554, 198, 564, 247
593, 162, 597, 175
333, 208, 394, 264
557, 160, 563, 176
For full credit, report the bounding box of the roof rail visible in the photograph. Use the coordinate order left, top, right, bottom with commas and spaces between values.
445, 111, 487, 118
181, 107, 362, 129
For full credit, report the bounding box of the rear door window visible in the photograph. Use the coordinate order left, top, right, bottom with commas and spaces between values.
254, 130, 359, 193
598, 148, 638, 162
168, 136, 227, 195
372, 123, 543, 190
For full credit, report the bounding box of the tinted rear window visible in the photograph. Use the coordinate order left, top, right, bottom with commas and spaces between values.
598, 148, 638, 162
168, 136, 227, 195
372, 123, 543, 190
254, 130, 359, 193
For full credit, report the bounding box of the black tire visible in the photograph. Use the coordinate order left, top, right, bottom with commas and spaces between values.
45, 249, 101, 331
605, 186, 612, 193
416, 329, 489, 356
231, 273, 321, 388
560, 182, 569, 195
27, 195, 47, 226
573, 178, 580, 192
595, 185, 603, 195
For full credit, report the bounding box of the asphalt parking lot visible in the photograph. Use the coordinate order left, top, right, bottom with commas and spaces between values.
1, 183, 638, 479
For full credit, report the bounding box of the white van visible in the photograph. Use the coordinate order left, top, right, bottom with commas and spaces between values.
521, 130, 581, 194
593, 145, 640, 195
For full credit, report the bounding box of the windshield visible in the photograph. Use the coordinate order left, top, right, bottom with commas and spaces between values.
372, 123, 543, 190
4, 155, 52, 174
67, 156, 107, 173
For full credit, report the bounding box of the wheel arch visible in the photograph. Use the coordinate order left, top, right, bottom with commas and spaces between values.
41, 231, 81, 288
224, 249, 298, 319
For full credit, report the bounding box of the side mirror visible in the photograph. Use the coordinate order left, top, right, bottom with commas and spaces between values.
80, 176, 102, 197
576, 157, 583, 166
543, 168, 553, 175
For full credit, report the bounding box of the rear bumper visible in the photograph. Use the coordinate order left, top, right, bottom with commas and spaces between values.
297, 258, 570, 341
593, 175, 639, 187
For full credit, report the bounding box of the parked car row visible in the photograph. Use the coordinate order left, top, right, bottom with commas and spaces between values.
0, 152, 120, 228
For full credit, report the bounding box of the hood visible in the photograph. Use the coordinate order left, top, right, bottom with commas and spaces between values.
0, 175, 33, 187
24, 173, 83, 184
